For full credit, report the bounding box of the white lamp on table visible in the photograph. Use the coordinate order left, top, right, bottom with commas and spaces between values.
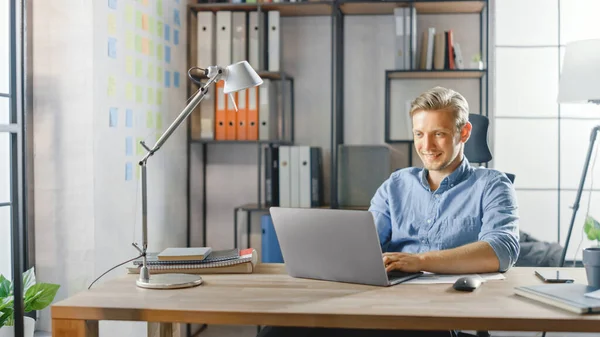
133, 61, 262, 289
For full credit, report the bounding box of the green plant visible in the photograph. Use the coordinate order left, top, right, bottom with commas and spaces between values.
584, 215, 600, 244
472, 53, 481, 63
0, 267, 60, 328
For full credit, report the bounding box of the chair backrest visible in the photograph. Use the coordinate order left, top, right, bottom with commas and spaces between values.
464, 113, 515, 184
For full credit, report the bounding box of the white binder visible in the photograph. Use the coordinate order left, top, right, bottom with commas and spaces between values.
267, 11, 280, 72
197, 12, 215, 139
248, 11, 260, 70
216, 11, 232, 66
278, 146, 291, 207
232, 12, 247, 63
290, 146, 300, 208
393, 7, 405, 70
258, 79, 277, 140
298, 146, 310, 208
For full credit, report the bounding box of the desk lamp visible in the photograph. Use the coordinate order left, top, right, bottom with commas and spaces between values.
133, 61, 262, 289
557, 38, 600, 267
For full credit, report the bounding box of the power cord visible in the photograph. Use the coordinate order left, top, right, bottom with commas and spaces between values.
187, 66, 206, 85
87, 253, 144, 289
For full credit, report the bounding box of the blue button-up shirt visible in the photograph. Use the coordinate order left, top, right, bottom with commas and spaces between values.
369, 157, 520, 272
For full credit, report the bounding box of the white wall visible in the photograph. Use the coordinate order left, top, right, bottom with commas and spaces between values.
32, 0, 188, 335
494, 0, 600, 261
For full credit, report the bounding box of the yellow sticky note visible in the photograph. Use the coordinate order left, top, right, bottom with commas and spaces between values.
147, 87, 154, 105
149, 17, 155, 35
125, 31, 133, 50
126, 56, 133, 75
136, 11, 142, 29
148, 40, 154, 56
142, 37, 149, 55
146, 110, 154, 129
107, 14, 117, 35
156, 112, 163, 130
136, 85, 143, 103
156, 89, 163, 105
107, 76, 116, 97
136, 137, 145, 155
142, 14, 149, 31
147, 63, 154, 81
126, 82, 133, 101
125, 4, 133, 24
156, 66, 163, 83
142, 0, 149, 6
156, 43, 163, 60
135, 35, 142, 53
157, 21, 163, 37
157, 0, 163, 16
135, 59, 143, 77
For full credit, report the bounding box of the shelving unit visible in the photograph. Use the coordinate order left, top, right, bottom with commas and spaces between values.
186, 0, 490, 249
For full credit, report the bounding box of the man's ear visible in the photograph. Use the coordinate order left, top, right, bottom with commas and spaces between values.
460, 121, 472, 143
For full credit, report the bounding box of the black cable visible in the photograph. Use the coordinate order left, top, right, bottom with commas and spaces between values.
188, 67, 206, 86
541, 332, 546, 337
88, 254, 143, 289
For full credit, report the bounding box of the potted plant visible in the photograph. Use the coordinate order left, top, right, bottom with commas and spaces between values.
0, 267, 60, 337
470, 53, 483, 70
583, 216, 600, 287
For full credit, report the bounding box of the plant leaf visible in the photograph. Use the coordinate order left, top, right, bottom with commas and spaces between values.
0, 296, 12, 311
0, 275, 11, 298
0, 309, 13, 328
24, 283, 59, 312
22, 267, 36, 295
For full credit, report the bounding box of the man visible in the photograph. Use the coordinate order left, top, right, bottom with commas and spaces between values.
258, 86, 520, 337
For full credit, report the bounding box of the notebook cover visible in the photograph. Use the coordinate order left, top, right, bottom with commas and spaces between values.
514, 283, 600, 314
134, 248, 239, 265
157, 247, 212, 261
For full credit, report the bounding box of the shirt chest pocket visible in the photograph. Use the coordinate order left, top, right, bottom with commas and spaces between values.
436, 216, 481, 249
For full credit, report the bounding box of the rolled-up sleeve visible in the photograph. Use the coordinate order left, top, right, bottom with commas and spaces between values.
479, 172, 520, 272
369, 177, 393, 251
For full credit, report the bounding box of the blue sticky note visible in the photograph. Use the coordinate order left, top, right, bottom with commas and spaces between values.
174, 72, 180, 88
164, 70, 170, 88
164, 24, 170, 42
108, 0, 117, 9
174, 30, 179, 45
125, 162, 133, 181
125, 108, 133, 127
125, 137, 133, 156
109, 107, 118, 127
108, 37, 117, 59
174, 9, 180, 27
165, 46, 171, 63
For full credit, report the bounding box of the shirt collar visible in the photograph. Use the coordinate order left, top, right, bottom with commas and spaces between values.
419, 156, 472, 191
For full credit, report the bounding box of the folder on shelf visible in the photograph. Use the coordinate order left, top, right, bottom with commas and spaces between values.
290, 146, 300, 208
433, 32, 445, 70
278, 145, 291, 207
248, 11, 261, 71
393, 7, 406, 70
247, 86, 259, 140
226, 92, 237, 140
264, 146, 279, 207
232, 12, 247, 63
298, 146, 323, 208
236, 89, 248, 140
216, 11, 232, 66
261, 215, 283, 263
259, 78, 278, 141
214, 80, 226, 140
197, 12, 215, 140
267, 11, 280, 72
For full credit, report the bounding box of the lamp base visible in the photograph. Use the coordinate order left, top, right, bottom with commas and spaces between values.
136, 273, 203, 289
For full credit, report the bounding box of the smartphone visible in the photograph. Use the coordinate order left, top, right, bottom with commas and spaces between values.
535, 270, 574, 283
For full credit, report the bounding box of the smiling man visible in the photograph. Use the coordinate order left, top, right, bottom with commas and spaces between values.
371, 86, 520, 275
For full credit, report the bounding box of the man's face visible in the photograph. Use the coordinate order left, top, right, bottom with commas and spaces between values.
412, 109, 470, 173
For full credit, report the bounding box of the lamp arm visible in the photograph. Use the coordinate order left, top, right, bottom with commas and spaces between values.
133, 69, 221, 283
561, 125, 600, 267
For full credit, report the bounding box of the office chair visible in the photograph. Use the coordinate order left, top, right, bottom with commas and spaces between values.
464, 113, 515, 184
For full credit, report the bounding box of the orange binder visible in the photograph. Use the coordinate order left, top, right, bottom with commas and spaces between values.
226, 91, 237, 140
214, 80, 226, 140
236, 89, 248, 140
246, 86, 259, 140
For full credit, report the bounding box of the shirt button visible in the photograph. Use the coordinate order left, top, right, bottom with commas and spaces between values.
427, 219, 432, 223
451, 184, 454, 187
435, 195, 440, 198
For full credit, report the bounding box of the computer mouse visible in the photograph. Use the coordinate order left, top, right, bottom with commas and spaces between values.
452, 276, 482, 292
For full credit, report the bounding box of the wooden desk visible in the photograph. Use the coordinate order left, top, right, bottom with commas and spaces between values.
51, 265, 600, 336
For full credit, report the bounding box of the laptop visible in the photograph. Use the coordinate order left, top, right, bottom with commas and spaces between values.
269, 207, 422, 286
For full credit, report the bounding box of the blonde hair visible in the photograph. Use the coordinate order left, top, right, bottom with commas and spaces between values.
409, 86, 469, 132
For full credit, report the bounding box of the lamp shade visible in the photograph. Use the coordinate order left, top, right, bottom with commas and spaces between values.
558, 38, 600, 103
223, 61, 263, 94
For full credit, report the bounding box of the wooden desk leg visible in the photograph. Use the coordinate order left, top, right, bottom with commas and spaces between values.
148, 322, 181, 337
52, 319, 99, 337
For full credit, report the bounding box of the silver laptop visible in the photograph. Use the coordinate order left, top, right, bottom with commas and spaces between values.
269, 207, 422, 286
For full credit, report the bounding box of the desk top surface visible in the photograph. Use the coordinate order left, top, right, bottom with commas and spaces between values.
51, 265, 600, 332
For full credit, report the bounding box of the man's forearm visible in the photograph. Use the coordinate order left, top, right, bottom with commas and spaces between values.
418, 241, 500, 274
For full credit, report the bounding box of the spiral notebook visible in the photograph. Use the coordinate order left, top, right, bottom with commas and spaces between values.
128, 248, 256, 272
133, 248, 240, 266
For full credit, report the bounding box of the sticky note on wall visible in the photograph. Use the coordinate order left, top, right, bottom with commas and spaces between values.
125, 4, 133, 23
174, 30, 179, 45
164, 24, 170, 42
174, 9, 180, 26
156, 89, 163, 105
164, 70, 170, 87
174, 72, 180, 88
108, 37, 117, 59
107, 76, 116, 97
108, 0, 117, 10
157, 21, 163, 37
146, 110, 154, 128
126, 31, 133, 50
135, 59, 143, 77
157, 0, 163, 16
157, 66, 163, 83
136, 85, 143, 103
142, 14, 149, 31
147, 63, 154, 81
165, 46, 171, 63
126, 109, 133, 127
107, 14, 117, 35
147, 88, 154, 105
109, 107, 118, 127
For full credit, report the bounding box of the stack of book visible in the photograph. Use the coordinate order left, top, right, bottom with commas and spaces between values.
126, 247, 258, 274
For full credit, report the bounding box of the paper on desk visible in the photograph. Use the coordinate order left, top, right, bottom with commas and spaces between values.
584, 288, 600, 299
403, 272, 505, 284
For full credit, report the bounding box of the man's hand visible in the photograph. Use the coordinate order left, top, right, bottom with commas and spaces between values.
382, 252, 424, 273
